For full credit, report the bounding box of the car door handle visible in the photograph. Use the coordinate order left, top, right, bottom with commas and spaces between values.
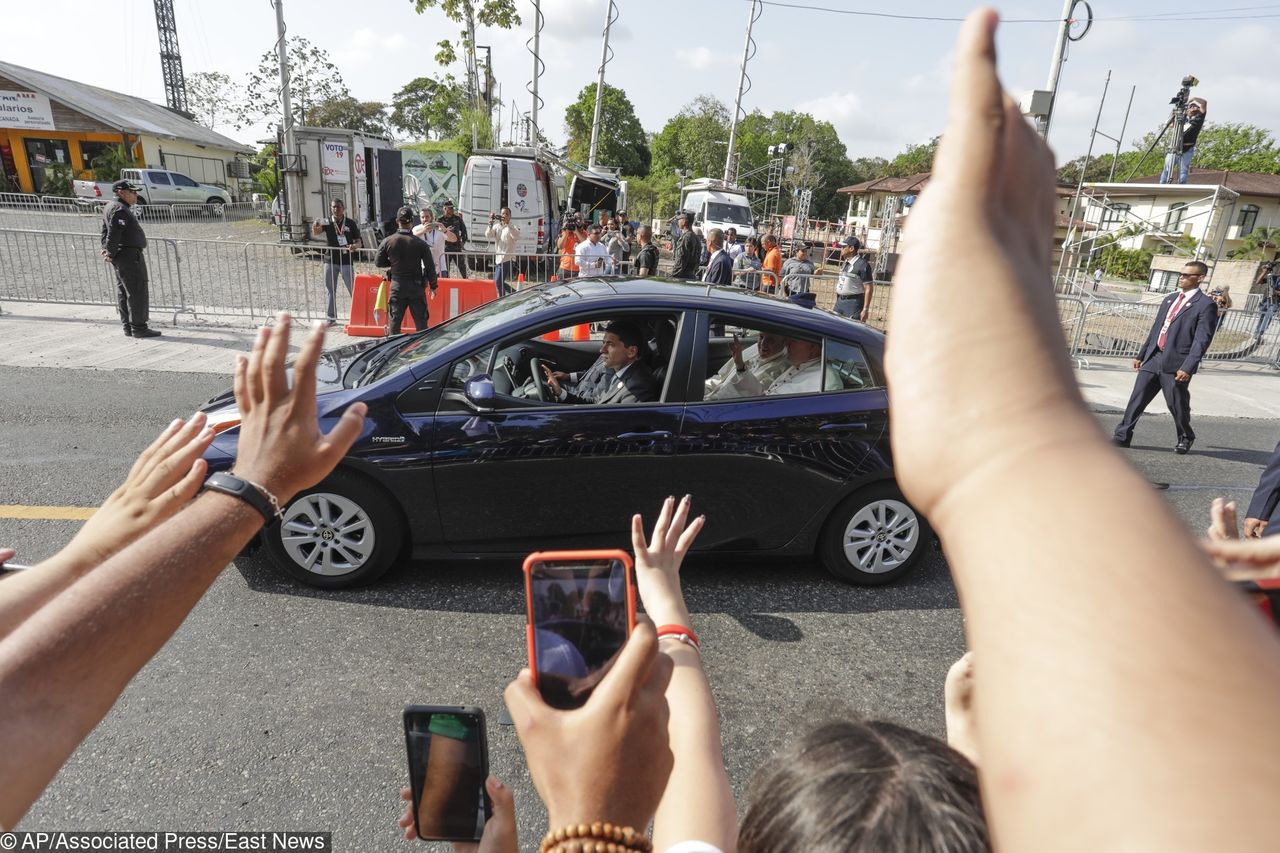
819, 422, 869, 432
616, 430, 673, 440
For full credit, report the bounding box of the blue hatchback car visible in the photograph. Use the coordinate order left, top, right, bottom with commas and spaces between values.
200, 279, 928, 588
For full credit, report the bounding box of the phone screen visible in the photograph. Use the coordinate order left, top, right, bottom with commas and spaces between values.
403, 707, 490, 842
527, 556, 634, 710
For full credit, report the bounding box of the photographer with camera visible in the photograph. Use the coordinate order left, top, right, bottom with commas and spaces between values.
1254, 259, 1280, 339
485, 207, 521, 297
1160, 95, 1206, 185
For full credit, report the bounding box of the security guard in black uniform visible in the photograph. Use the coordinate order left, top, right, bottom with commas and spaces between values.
375, 206, 437, 335
100, 179, 160, 337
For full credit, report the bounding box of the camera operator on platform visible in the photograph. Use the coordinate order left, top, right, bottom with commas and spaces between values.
1160, 97, 1206, 185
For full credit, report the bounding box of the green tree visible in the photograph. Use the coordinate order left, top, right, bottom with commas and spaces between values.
250, 145, 279, 197
884, 137, 939, 178
730, 110, 857, 220
237, 37, 347, 131
1230, 226, 1280, 261
1060, 122, 1280, 184
449, 105, 496, 156
623, 174, 659, 224
650, 96, 732, 187
307, 96, 390, 135
410, 0, 519, 108
390, 75, 465, 140
186, 71, 239, 131
564, 83, 650, 176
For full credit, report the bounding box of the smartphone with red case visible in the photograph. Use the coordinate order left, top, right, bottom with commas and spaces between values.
523, 550, 637, 710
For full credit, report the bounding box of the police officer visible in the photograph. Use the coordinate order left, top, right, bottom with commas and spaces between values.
437, 199, 469, 278
375, 206, 437, 335
100, 179, 160, 338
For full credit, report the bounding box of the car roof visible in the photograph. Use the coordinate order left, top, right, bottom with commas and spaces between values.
524, 277, 884, 343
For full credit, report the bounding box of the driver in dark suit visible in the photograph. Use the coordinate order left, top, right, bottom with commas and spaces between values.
543, 321, 658, 405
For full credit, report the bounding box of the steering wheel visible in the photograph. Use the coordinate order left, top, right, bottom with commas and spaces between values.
529, 357, 553, 402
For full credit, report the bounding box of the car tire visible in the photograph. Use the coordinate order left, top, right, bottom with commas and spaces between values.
818, 482, 930, 585
206, 197, 225, 216
263, 469, 405, 589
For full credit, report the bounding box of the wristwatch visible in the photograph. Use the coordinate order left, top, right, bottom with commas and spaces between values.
201, 472, 278, 524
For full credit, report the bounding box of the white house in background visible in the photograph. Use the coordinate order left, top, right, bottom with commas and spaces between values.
1078, 169, 1280, 259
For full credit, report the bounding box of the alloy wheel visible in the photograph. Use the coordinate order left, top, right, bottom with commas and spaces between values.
279, 492, 375, 577
842, 499, 920, 575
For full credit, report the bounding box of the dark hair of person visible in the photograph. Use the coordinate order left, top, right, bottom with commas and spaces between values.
1185, 260, 1208, 276
604, 320, 644, 352
738, 719, 990, 853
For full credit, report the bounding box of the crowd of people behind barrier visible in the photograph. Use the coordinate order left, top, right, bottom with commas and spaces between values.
6, 9, 1280, 852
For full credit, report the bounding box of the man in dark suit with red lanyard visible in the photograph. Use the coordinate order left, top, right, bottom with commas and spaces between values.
1113, 260, 1219, 453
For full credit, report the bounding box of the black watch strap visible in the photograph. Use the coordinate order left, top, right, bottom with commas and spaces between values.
201, 472, 277, 524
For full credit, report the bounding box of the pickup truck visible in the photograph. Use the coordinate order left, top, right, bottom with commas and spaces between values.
73, 168, 229, 207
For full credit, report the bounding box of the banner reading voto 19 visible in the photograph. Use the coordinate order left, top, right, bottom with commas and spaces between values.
0, 91, 55, 130
320, 141, 349, 182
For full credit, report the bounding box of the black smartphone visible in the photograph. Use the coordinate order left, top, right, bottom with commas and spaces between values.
403, 705, 491, 842
523, 551, 637, 710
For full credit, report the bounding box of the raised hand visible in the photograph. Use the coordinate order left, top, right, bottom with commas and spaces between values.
230, 313, 367, 504
396, 777, 517, 852
631, 495, 704, 626
61, 414, 213, 568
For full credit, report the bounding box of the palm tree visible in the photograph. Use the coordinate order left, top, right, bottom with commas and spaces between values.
1231, 226, 1280, 261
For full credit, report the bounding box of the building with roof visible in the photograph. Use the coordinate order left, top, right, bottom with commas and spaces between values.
0, 60, 252, 196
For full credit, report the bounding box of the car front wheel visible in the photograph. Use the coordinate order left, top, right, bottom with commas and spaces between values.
263, 470, 405, 588
818, 483, 929, 585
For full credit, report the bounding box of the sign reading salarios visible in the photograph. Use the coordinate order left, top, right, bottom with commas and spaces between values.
0, 90, 55, 130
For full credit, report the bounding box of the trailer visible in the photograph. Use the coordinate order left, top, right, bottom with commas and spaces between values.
275, 126, 402, 244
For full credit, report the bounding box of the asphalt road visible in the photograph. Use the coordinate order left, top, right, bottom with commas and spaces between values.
2, 365, 1275, 850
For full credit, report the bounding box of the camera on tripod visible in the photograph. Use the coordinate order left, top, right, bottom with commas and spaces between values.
1171, 75, 1199, 109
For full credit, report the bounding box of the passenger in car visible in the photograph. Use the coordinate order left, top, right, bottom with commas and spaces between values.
704, 332, 789, 400
544, 321, 658, 404
732, 336, 840, 397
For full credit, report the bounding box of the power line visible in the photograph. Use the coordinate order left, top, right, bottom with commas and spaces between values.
737, 0, 1280, 24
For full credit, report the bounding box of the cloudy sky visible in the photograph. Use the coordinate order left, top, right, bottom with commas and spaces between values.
4, 0, 1277, 169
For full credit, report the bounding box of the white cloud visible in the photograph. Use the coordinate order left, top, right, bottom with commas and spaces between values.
334, 28, 407, 65
675, 47, 719, 71
796, 92, 862, 122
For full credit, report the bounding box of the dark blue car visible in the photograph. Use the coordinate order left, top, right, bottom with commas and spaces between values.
200, 279, 929, 588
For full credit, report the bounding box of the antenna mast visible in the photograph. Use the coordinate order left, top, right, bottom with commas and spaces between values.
153, 0, 190, 113
587, 0, 618, 168
725, 0, 761, 184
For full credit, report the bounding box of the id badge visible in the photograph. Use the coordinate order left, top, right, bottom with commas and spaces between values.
336, 230, 348, 247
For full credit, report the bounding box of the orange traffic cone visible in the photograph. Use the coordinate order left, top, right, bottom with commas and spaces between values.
572, 324, 590, 341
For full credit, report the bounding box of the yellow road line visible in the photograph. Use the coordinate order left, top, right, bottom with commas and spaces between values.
0, 505, 96, 521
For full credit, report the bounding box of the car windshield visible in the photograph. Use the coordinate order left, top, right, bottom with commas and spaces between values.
705, 203, 752, 226
363, 287, 575, 384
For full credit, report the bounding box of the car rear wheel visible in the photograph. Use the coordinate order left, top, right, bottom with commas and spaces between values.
263, 470, 405, 588
818, 483, 929, 585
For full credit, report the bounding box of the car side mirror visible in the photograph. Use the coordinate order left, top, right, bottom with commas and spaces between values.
464, 375, 496, 410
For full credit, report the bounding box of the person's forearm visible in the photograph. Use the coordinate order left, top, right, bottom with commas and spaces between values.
0, 548, 100, 642
0, 491, 261, 827
932, 437, 1280, 850
647, 600, 737, 853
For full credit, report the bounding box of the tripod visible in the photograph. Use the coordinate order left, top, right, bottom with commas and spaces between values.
1125, 105, 1186, 184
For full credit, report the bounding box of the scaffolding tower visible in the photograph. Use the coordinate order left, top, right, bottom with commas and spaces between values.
153, 0, 189, 113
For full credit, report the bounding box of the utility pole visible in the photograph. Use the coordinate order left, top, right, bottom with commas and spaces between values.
724, 0, 761, 184
1039, 0, 1076, 139
274, 0, 302, 241
528, 0, 542, 147
588, 0, 617, 168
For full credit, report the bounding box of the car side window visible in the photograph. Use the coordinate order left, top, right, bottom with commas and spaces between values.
147, 171, 171, 185
172, 173, 198, 187
447, 345, 496, 391
703, 317, 875, 401
821, 339, 879, 391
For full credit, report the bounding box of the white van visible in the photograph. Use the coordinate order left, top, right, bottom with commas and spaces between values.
458, 148, 558, 256
680, 178, 756, 240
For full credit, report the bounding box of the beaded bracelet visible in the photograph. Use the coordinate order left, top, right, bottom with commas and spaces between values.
539, 822, 652, 853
